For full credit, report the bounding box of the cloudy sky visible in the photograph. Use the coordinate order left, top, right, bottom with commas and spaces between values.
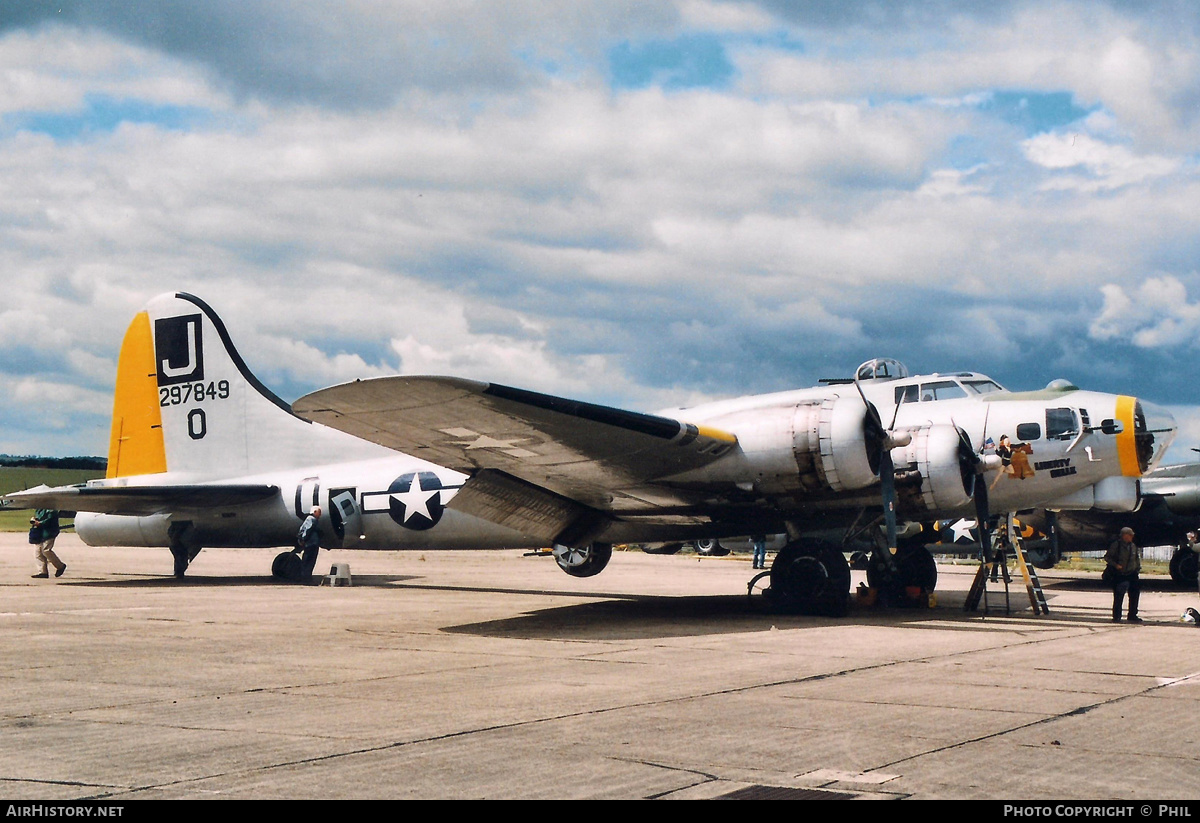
3, 0, 1200, 461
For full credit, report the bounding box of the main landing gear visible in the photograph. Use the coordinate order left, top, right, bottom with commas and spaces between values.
765, 541, 851, 616
167, 522, 202, 579
761, 537, 938, 615
866, 544, 938, 605
1170, 544, 1199, 587
553, 542, 613, 577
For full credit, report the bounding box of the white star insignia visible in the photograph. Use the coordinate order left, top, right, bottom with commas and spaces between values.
947, 519, 978, 544
392, 485, 439, 524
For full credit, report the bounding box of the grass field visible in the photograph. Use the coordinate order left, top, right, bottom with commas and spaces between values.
0, 467, 104, 532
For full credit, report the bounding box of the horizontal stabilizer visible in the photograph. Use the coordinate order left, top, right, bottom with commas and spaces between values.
2, 483, 279, 516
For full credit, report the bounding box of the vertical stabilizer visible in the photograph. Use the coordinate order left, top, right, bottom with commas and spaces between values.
111, 292, 385, 480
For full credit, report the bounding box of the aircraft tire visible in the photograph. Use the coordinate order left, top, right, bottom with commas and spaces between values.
1177, 549, 1199, 588
272, 551, 303, 582
866, 547, 936, 605
554, 542, 613, 578
694, 539, 730, 557
1170, 548, 1184, 584
894, 546, 938, 591
768, 542, 850, 616
641, 543, 684, 555
1025, 541, 1060, 570
865, 550, 894, 594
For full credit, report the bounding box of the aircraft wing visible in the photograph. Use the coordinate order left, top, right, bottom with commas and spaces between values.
294, 377, 739, 541
2, 483, 279, 516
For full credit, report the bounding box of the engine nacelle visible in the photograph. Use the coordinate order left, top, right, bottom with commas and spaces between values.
893, 424, 973, 513
810, 394, 880, 493
720, 394, 879, 495
75, 511, 171, 547
681, 393, 882, 496
1154, 477, 1200, 516
1044, 476, 1141, 512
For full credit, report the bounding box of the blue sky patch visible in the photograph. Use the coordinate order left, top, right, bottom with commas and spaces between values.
12, 94, 209, 140
609, 33, 736, 90
979, 90, 1094, 135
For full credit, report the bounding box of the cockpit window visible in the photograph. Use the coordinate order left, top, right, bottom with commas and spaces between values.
1046, 408, 1079, 440
895, 384, 919, 405
919, 381, 967, 401
962, 379, 1005, 395
857, 358, 909, 381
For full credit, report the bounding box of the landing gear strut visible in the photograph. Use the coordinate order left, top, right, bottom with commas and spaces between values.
766, 541, 850, 616
167, 522, 201, 579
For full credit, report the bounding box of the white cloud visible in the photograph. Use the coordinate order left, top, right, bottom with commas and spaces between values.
1090, 276, 1200, 348
677, 0, 775, 31
736, 3, 1200, 151
0, 28, 222, 115
2, 5, 1200, 456
1023, 133, 1181, 191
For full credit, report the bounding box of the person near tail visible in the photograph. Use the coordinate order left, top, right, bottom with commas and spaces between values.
30, 508, 65, 579
296, 506, 322, 578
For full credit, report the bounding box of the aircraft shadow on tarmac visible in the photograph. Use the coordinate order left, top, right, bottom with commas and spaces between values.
49, 573, 1158, 639
57, 573, 426, 588
1040, 575, 1185, 593
433, 585, 1069, 641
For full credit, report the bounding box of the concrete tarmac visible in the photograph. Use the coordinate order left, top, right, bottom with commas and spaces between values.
1, 533, 1198, 800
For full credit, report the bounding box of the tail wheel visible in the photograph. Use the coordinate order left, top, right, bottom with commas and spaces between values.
553, 542, 613, 578
272, 551, 303, 581
768, 542, 850, 616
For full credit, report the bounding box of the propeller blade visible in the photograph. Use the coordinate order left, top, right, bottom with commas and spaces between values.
880, 446, 898, 551
852, 378, 884, 429
974, 473, 992, 560
949, 422, 994, 559
854, 376, 903, 559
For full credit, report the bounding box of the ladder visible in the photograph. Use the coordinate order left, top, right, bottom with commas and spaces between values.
964, 529, 1011, 615
963, 514, 1049, 616
1008, 514, 1050, 615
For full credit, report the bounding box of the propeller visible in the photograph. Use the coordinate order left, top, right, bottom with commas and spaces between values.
953, 425, 997, 560
853, 381, 910, 554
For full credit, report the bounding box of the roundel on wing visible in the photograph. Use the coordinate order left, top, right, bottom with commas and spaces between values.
387, 471, 445, 530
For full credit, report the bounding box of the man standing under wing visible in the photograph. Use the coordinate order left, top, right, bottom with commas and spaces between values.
1105, 526, 1142, 623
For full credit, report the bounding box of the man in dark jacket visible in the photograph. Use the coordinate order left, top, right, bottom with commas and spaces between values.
296, 506, 322, 578
1105, 526, 1142, 623
31, 508, 65, 579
